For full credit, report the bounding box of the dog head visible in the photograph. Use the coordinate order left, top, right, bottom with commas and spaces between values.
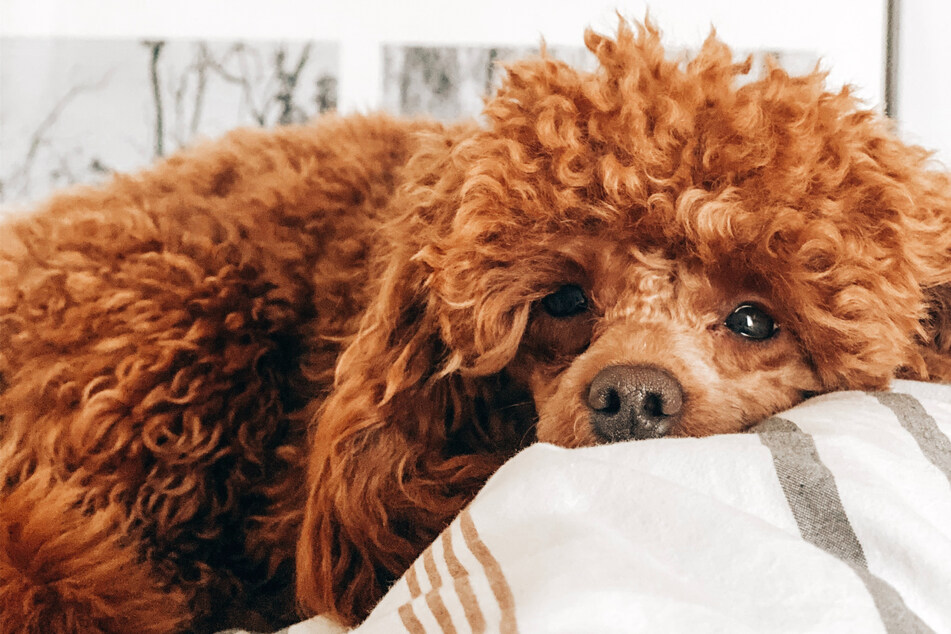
402, 20, 951, 446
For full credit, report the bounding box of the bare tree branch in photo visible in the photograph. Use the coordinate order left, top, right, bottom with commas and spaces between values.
3, 75, 111, 201
274, 43, 312, 125
190, 44, 211, 138
201, 42, 319, 127
143, 40, 166, 157
202, 43, 269, 126
50, 151, 78, 186
484, 47, 501, 96
315, 74, 338, 113
89, 158, 112, 174
170, 59, 191, 149
234, 44, 269, 125
169, 43, 213, 149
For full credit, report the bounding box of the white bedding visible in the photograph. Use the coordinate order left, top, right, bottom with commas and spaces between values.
278, 380, 951, 633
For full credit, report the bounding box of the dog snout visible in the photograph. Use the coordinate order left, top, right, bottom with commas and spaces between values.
587, 365, 683, 441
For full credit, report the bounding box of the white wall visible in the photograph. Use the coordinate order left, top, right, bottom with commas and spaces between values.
895, 0, 951, 166
1, 0, 888, 110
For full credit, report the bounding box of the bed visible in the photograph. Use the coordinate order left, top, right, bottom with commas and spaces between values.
249, 380, 951, 633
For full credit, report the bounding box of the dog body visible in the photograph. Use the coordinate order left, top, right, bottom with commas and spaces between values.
2, 21, 951, 632
0, 115, 440, 631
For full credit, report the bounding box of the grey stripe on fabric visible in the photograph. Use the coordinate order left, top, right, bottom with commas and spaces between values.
873, 391, 951, 488
755, 416, 934, 634
755, 417, 867, 564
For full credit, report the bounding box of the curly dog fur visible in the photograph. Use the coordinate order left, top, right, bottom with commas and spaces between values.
2, 20, 951, 632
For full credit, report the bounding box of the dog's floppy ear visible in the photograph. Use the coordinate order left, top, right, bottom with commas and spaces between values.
827, 111, 951, 381
295, 257, 481, 624
295, 128, 525, 625
903, 167, 951, 379
808, 113, 951, 384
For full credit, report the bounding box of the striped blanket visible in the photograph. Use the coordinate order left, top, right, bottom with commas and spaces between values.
281, 380, 951, 634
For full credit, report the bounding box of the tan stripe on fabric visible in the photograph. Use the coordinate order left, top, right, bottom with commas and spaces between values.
459, 509, 517, 634
398, 602, 426, 634
406, 559, 422, 598
423, 546, 457, 634
444, 524, 486, 633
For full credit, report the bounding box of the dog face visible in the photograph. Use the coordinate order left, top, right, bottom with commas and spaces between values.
510, 241, 821, 445
411, 22, 940, 448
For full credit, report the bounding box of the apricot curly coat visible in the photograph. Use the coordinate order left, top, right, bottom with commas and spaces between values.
2, 20, 951, 633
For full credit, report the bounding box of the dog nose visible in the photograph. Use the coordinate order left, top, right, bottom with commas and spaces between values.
587, 365, 683, 441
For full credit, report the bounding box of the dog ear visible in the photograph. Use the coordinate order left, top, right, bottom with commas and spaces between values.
295, 133, 528, 624
903, 169, 951, 379
295, 252, 515, 624
834, 115, 951, 381
789, 113, 951, 386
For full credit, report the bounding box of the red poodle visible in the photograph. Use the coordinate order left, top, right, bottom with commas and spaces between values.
2, 20, 950, 633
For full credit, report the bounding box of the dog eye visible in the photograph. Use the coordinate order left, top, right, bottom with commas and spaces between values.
725, 303, 778, 340
541, 284, 588, 318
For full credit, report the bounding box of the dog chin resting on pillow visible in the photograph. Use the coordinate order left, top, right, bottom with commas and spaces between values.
2, 18, 951, 634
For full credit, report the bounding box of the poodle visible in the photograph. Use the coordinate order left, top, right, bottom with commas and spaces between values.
2, 19, 951, 633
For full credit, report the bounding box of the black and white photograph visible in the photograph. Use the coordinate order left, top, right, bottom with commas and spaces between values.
381, 45, 596, 120
1, 38, 338, 204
